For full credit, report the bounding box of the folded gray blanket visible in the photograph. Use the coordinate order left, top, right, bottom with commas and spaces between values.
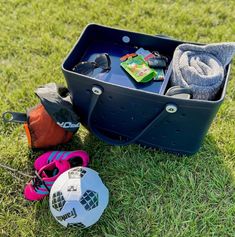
171, 43, 235, 100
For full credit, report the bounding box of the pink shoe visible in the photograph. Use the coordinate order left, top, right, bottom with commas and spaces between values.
34, 150, 89, 171
24, 160, 70, 201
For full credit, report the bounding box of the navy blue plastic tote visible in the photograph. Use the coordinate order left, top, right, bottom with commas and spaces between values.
62, 24, 231, 155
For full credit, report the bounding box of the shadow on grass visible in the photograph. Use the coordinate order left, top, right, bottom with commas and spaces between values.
32, 132, 235, 237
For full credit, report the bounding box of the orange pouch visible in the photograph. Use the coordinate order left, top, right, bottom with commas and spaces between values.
2, 104, 74, 148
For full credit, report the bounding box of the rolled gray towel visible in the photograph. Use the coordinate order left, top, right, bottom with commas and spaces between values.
171, 43, 235, 100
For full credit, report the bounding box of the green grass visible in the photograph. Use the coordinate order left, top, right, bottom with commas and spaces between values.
0, 0, 235, 236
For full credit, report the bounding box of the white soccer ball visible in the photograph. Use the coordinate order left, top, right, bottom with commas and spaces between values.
49, 167, 109, 228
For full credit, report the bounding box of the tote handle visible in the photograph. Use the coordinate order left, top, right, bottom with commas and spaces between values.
87, 85, 178, 146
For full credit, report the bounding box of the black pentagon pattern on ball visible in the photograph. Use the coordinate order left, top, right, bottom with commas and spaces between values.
67, 222, 86, 228
80, 190, 99, 211
68, 167, 87, 179
52, 191, 66, 211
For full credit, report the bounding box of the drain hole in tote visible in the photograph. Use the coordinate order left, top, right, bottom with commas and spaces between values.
108, 96, 112, 100
176, 129, 181, 133
181, 113, 186, 117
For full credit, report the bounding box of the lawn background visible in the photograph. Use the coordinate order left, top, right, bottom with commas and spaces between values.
0, 0, 235, 236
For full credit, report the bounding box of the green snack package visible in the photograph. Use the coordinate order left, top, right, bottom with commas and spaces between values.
121, 55, 157, 83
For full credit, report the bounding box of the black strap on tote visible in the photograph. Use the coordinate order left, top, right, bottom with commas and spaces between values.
87, 85, 178, 146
